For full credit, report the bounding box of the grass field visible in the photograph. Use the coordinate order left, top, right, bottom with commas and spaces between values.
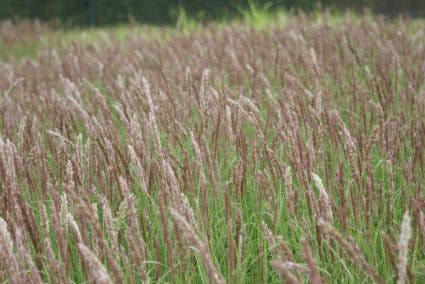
0, 10, 424, 283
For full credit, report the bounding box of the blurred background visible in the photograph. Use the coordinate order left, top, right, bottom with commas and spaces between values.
1, 0, 425, 27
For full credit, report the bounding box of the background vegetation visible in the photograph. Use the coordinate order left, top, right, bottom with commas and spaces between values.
1, 0, 425, 26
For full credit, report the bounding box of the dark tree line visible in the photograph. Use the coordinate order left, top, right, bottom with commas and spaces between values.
0, 0, 424, 26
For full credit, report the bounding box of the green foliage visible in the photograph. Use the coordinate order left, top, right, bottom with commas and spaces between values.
0, 0, 424, 27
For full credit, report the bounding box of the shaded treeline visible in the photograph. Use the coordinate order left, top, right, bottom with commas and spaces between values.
0, 0, 425, 26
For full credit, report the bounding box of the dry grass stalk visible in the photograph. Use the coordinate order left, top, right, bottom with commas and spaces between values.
283, 166, 295, 216
318, 219, 383, 283
419, 211, 425, 247
40, 204, 67, 283
170, 208, 225, 284
0, 217, 21, 283
78, 243, 113, 284
301, 238, 323, 284
270, 260, 301, 284
311, 173, 333, 223
14, 227, 43, 283
396, 211, 411, 284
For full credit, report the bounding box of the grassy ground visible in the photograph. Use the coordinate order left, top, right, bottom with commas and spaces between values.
0, 9, 424, 284
0, 7, 367, 61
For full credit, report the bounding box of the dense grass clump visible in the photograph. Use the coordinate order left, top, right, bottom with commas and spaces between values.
0, 13, 424, 283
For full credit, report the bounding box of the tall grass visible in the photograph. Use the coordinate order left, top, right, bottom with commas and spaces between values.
0, 12, 424, 283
